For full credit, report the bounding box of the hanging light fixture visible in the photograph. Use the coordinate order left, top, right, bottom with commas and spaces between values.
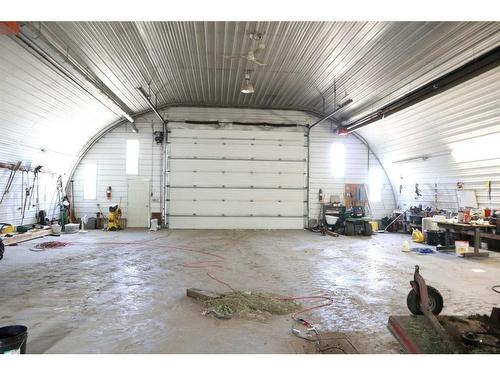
241, 72, 254, 94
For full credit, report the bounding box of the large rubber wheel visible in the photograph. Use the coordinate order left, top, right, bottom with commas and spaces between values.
407, 285, 444, 315
345, 222, 355, 236
364, 221, 373, 236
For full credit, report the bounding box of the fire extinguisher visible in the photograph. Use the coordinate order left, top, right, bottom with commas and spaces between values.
318, 188, 325, 203
106, 186, 112, 200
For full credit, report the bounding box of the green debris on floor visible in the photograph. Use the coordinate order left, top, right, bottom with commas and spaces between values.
203, 291, 299, 320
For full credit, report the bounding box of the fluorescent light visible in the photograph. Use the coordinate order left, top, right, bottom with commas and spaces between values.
392, 151, 451, 164
119, 108, 134, 123
124, 113, 134, 123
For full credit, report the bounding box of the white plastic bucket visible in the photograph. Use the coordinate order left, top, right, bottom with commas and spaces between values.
51, 224, 61, 235
150, 218, 159, 231
422, 217, 438, 231
325, 215, 338, 225
455, 240, 469, 256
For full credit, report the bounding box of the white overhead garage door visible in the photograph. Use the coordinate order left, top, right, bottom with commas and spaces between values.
167, 125, 307, 229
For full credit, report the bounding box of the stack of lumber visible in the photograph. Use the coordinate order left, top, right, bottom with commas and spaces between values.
1, 228, 53, 246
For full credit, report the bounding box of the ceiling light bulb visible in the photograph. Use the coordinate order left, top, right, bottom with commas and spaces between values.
241, 74, 254, 94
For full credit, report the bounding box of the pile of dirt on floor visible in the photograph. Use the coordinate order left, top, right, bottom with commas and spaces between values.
203, 291, 299, 321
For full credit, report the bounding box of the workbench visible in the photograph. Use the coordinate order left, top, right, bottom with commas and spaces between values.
436, 222, 496, 257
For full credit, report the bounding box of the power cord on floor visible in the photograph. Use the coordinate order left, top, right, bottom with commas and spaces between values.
492, 285, 500, 294
280, 295, 334, 353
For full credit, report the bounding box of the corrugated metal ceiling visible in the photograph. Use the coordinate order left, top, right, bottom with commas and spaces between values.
29, 21, 500, 120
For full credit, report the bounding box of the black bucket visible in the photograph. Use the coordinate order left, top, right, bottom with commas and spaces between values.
426, 230, 446, 246
0, 325, 28, 354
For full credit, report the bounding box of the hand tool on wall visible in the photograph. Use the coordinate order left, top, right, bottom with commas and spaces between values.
69, 179, 76, 223
28, 166, 42, 209
0, 161, 22, 205
20, 169, 24, 210
487, 180, 492, 205
20, 171, 32, 225
31, 166, 43, 222
415, 183, 422, 197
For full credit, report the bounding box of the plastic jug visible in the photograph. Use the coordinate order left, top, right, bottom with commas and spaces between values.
402, 241, 410, 252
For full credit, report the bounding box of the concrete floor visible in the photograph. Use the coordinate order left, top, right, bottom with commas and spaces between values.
1, 229, 499, 353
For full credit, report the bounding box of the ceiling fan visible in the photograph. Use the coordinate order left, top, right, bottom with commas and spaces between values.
223, 32, 268, 66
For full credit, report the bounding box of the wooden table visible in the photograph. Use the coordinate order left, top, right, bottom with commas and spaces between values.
436, 222, 496, 257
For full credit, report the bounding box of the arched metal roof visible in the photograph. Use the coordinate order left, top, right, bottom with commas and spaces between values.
1, 21, 499, 175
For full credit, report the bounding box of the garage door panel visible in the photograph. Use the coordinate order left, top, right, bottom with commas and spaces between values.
170, 138, 305, 146
168, 128, 306, 229
170, 201, 303, 216
170, 128, 305, 142
170, 143, 305, 160
169, 216, 304, 229
169, 159, 304, 173
169, 188, 305, 202
169, 171, 304, 188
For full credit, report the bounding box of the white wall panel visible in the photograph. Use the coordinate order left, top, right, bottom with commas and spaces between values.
358, 66, 500, 213
0, 35, 118, 227
308, 122, 395, 222
70, 107, 313, 228
71, 121, 163, 221
69, 107, 395, 230
0, 168, 59, 226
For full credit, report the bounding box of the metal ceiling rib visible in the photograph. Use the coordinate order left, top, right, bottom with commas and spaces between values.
29, 21, 500, 121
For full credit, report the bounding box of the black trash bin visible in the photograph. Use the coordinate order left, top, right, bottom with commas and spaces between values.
0, 325, 28, 354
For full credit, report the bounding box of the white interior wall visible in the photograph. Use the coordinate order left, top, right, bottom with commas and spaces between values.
0, 36, 119, 175
0, 142, 65, 226
71, 108, 314, 224
358, 66, 500, 213
0, 167, 60, 226
0, 35, 118, 228
308, 122, 395, 223
71, 120, 164, 222
69, 107, 396, 227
